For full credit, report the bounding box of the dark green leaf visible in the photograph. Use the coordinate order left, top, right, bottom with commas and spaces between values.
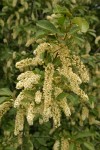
23, 138, 33, 150
36, 138, 47, 146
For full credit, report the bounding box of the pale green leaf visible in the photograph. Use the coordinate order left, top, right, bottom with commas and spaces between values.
72, 17, 89, 33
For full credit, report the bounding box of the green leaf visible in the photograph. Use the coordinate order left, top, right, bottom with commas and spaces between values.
88, 32, 96, 37
0, 88, 12, 96
84, 142, 95, 150
66, 94, 79, 105
23, 138, 33, 150
57, 16, 65, 25
69, 143, 75, 150
36, 138, 47, 146
5, 148, 16, 150
88, 29, 96, 37
36, 20, 58, 33
75, 36, 85, 43
75, 131, 94, 139
0, 96, 8, 104
69, 25, 79, 34
54, 5, 72, 16
34, 68, 41, 74
72, 17, 89, 33
56, 92, 67, 100
35, 30, 47, 38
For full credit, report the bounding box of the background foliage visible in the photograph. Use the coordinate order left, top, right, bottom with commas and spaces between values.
0, 0, 100, 149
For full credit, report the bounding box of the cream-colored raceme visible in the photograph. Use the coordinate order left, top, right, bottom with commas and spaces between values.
81, 106, 89, 121
35, 90, 42, 104
43, 63, 54, 122
26, 102, 35, 125
58, 98, 71, 117
52, 101, 61, 128
0, 101, 12, 121
61, 137, 69, 150
14, 109, 25, 135
53, 140, 60, 150
15, 42, 90, 134
16, 71, 40, 89
72, 55, 89, 82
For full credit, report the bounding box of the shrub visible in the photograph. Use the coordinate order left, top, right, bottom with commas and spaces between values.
0, 0, 100, 149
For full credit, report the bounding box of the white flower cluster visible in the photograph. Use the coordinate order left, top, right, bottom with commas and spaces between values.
59, 64, 88, 101
54, 87, 63, 97
0, 101, 12, 121
26, 102, 35, 125
52, 101, 61, 127
72, 55, 89, 82
53, 140, 60, 150
25, 37, 35, 47
14, 109, 25, 136
89, 116, 100, 125
81, 106, 89, 121
14, 42, 90, 136
58, 98, 71, 117
43, 63, 54, 122
35, 90, 42, 104
14, 91, 25, 108
33, 42, 52, 56
16, 58, 37, 69
16, 42, 52, 70
61, 137, 69, 150
53, 137, 69, 150
16, 71, 40, 89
